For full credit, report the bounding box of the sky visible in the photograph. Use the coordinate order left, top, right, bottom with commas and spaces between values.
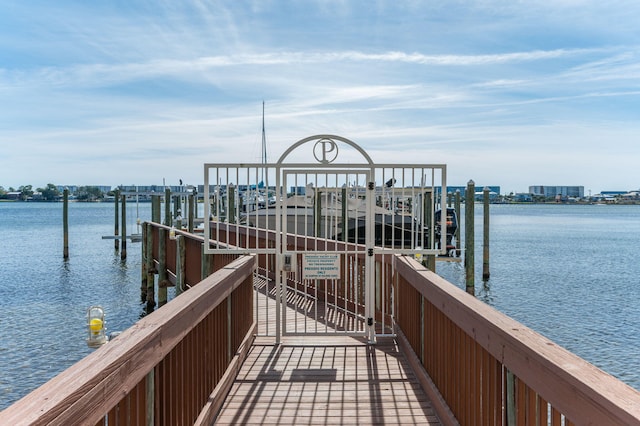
1, 1, 639, 194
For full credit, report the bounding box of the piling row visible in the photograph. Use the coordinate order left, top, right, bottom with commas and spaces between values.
63, 183, 489, 307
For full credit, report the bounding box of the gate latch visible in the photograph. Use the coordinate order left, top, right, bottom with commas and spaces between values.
368, 317, 373, 326
368, 182, 375, 190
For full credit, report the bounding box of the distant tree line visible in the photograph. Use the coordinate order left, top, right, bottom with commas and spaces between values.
0, 184, 112, 201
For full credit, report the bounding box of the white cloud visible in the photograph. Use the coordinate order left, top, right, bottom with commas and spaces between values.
1, 1, 640, 192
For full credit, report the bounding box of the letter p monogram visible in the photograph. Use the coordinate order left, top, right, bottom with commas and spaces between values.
313, 138, 339, 164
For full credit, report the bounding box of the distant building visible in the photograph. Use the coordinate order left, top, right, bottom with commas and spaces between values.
444, 185, 500, 200
6, 191, 22, 200
529, 186, 584, 198
57, 185, 79, 194
514, 193, 533, 202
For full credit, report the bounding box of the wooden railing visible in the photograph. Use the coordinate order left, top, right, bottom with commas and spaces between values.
394, 255, 640, 425
16, 220, 636, 425
147, 223, 640, 424
0, 226, 256, 426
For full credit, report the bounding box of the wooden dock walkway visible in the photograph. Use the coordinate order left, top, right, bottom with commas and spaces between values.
215, 277, 442, 425
216, 338, 441, 425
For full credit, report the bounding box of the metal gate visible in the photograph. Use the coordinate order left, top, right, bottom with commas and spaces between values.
204, 135, 448, 344
279, 168, 374, 340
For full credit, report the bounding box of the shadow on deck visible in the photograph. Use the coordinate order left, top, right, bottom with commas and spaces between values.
215, 280, 442, 425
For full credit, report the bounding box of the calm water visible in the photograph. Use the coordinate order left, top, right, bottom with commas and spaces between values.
0, 202, 154, 410
0, 202, 639, 410
438, 203, 640, 390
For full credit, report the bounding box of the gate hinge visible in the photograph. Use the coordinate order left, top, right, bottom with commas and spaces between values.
368, 181, 375, 190
368, 317, 373, 326
368, 248, 374, 257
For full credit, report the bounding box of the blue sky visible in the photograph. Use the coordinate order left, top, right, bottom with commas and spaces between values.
1, 1, 639, 194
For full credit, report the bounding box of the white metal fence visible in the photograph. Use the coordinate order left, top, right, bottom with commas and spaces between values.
203, 135, 448, 343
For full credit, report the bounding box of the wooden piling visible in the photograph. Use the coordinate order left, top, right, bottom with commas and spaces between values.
175, 235, 185, 296
465, 180, 475, 295
158, 228, 168, 307
174, 194, 181, 225
114, 189, 120, 251
151, 195, 161, 223
145, 222, 156, 310
120, 194, 127, 260
424, 190, 435, 271
201, 242, 214, 280
454, 190, 461, 253
141, 222, 147, 301
63, 188, 69, 259
228, 185, 236, 224
193, 189, 198, 219
188, 193, 195, 233
483, 187, 491, 281
164, 188, 172, 227
201, 243, 209, 280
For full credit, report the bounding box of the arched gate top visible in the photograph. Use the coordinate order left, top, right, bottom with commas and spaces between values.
277, 134, 374, 166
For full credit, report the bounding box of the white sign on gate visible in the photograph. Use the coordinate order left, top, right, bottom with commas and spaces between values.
302, 253, 341, 280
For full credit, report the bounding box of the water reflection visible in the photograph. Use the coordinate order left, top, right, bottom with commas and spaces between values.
477, 278, 494, 305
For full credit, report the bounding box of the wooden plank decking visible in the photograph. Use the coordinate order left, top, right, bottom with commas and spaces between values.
215, 277, 442, 425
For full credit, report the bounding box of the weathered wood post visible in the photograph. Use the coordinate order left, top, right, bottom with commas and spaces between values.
175, 212, 182, 233
424, 190, 436, 271
151, 195, 161, 223
193, 188, 198, 219
146, 203, 159, 309
454, 190, 461, 254
164, 187, 172, 227
201, 242, 214, 279
228, 185, 236, 224
120, 193, 127, 260
157, 227, 168, 307
201, 243, 210, 280
188, 193, 195, 233
114, 189, 120, 251
175, 235, 185, 296
63, 188, 69, 259
465, 180, 475, 295
483, 187, 491, 281
141, 223, 147, 301
174, 193, 181, 226
145, 222, 156, 310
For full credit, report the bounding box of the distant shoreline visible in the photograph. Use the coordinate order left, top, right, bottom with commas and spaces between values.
2, 199, 639, 205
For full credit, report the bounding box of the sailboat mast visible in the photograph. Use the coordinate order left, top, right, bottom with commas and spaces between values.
261, 101, 267, 165
261, 101, 267, 187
